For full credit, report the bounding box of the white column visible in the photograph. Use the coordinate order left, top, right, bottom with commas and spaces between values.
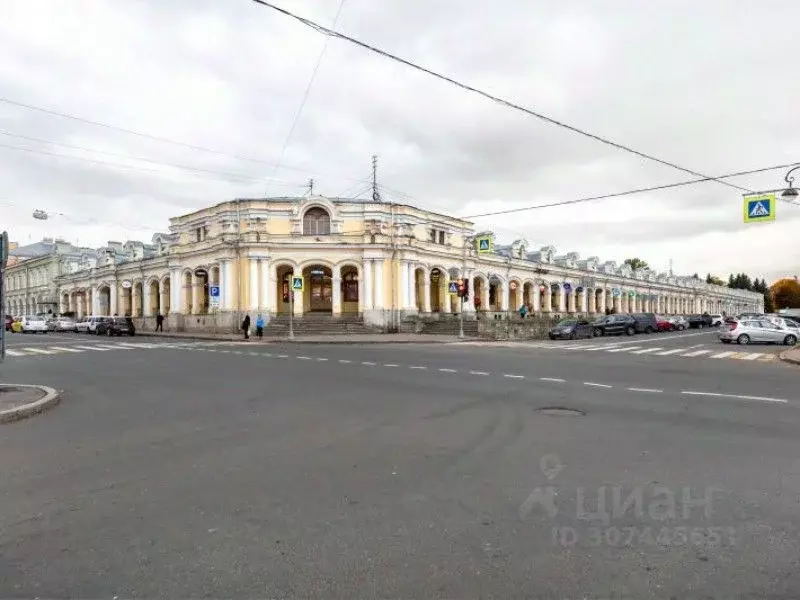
400, 261, 409, 309
267, 264, 277, 315
362, 260, 373, 310
407, 263, 415, 310
249, 258, 259, 310
332, 271, 342, 316
259, 259, 270, 312
91, 286, 99, 314
109, 282, 118, 315
558, 288, 567, 312
170, 269, 181, 313
423, 275, 431, 313
374, 259, 384, 308
143, 284, 152, 317
222, 260, 234, 310
191, 275, 201, 314
500, 281, 509, 311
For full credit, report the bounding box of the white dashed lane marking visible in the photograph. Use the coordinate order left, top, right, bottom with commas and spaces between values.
627, 387, 663, 393
503, 374, 525, 379
540, 377, 565, 383
469, 371, 490, 376
682, 350, 712, 357
584, 382, 612, 388
438, 368, 457, 373
654, 348, 687, 356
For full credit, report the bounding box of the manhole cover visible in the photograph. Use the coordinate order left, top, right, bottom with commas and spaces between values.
537, 407, 585, 416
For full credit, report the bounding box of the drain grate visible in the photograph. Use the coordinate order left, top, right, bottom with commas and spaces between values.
537, 407, 585, 416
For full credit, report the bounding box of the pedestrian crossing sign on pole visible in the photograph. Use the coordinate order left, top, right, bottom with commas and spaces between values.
448, 281, 459, 295
476, 235, 493, 254
291, 276, 304, 291
743, 194, 776, 223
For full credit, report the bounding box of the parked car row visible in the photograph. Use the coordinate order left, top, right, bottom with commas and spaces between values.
3, 315, 135, 336
549, 312, 706, 340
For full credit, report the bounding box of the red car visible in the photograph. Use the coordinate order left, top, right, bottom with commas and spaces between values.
655, 315, 673, 332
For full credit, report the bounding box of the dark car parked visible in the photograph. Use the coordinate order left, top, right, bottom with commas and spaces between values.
592, 314, 637, 337
688, 314, 713, 328
631, 313, 658, 334
548, 318, 594, 340
96, 316, 136, 337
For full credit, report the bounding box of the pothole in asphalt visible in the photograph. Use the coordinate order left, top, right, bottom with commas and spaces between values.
537, 407, 586, 417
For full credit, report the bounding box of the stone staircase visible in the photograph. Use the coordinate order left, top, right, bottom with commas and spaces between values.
264, 313, 379, 335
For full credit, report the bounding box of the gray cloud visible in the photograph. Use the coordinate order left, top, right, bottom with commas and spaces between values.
0, 0, 797, 281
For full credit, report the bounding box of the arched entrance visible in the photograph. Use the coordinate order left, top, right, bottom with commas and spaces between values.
148, 280, 160, 316
550, 283, 561, 313
523, 282, 533, 311
509, 280, 521, 311
161, 278, 171, 315
488, 277, 502, 311
472, 277, 486, 312
414, 268, 426, 311
194, 269, 210, 314
121, 282, 133, 316
304, 265, 333, 313
430, 268, 444, 312
98, 286, 111, 316
340, 265, 360, 313
275, 265, 294, 315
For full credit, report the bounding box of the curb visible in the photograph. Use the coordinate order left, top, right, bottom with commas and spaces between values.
779, 349, 800, 366
133, 332, 482, 344
0, 384, 61, 424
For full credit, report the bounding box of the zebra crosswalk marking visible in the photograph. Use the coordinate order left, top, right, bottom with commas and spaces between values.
49, 346, 84, 353
72, 345, 112, 351
22, 347, 56, 355
710, 351, 736, 359
738, 353, 763, 361
607, 346, 641, 353
681, 350, 712, 357
630, 347, 664, 354
654, 348, 686, 356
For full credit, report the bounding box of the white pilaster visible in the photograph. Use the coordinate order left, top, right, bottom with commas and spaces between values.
423, 276, 431, 313
170, 269, 181, 313
249, 258, 259, 310
374, 259, 384, 308
332, 273, 342, 315
192, 275, 201, 314
222, 260, 234, 310
407, 263, 416, 310
362, 260, 373, 309
400, 261, 409, 309
259, 259, 270, 312
267, 264, 277, 315
558, 288, 566, 312
500, 281, 509, 311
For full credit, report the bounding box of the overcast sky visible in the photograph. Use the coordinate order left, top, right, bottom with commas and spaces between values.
1, 0, 798, 281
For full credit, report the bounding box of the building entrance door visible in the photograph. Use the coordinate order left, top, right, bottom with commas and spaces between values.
308, 268, 332, 312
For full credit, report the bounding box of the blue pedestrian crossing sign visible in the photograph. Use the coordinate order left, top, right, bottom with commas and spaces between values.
476, 235, 493, 254
209, 285, 220, 308
291, 275, 304, 291
743, 193, 776, 223
448, 281, 459, 295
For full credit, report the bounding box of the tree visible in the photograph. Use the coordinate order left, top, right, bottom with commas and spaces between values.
727, 274, 735, 288
623, 258, 649, 272
706, 274, 724, 286
770, 278, 800, 310
692, 273, 699, 279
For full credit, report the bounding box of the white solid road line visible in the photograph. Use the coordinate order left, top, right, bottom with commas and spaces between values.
739, 353, 763, 361
654, 348, 686, 356
628, 387, 663, 393
607, 346, 641, 353
710, 351, 737, 359
682, 391, 787, 404
73, 345, 112, 351
540, 377, 565, 382
584, 382, 613, 388
681, 350, 712, 357
630, 347, 664, 354
5, 349, 25, 356
598, 330, 717, 346
49, 346, 84, 353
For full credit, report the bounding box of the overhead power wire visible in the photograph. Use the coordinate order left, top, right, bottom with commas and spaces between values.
0, 130, 299, 186
0, 96, 368, 184
266, 0, 347, 196
460, 162, 800, 219
250, 0, 755, 195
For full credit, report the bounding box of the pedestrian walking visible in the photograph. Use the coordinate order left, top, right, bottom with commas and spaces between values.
242, 314, 251, 340
519, 304, 528, 319
155, 312, 164, 332
255, 314, 264, 339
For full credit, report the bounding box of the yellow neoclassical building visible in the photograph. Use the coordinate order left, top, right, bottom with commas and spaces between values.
53, 195, 763, 331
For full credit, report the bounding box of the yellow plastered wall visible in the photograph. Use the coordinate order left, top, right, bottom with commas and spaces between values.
342, 220, 363, 234
267, 218, 292, 235
413, 225, 429, 242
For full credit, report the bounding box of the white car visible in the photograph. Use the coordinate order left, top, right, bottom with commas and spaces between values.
20, 315, 48, 333
49, 317, 78, 332
709, 314, 723, 326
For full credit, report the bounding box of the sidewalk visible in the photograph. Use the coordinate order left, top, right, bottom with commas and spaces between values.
0, 384, 61, 424
134, 331, 477, 344
779, 347, 800, 366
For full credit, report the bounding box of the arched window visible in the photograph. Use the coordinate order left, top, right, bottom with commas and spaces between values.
303, 207, 331, 235
342, 270, 359, 302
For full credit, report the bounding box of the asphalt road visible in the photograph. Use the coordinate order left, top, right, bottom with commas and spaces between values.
1, 332, 799, 598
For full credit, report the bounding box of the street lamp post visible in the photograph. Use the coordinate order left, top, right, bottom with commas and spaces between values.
781, 165, 800, 203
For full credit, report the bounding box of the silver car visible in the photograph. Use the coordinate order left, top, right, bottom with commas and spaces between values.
719, 318, 798, 346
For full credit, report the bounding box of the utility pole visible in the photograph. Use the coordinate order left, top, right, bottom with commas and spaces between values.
372, 154, 381, 202
458, 236, 473, 339
307, 178, 314, 196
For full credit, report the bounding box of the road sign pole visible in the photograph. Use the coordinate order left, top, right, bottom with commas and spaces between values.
288, 282, 295, 340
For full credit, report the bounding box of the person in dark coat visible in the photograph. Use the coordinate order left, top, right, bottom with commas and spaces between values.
242, 314, 251, 340
155, 312, 164, 332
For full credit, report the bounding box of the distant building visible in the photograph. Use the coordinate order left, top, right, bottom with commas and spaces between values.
3, 238, 96, 315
